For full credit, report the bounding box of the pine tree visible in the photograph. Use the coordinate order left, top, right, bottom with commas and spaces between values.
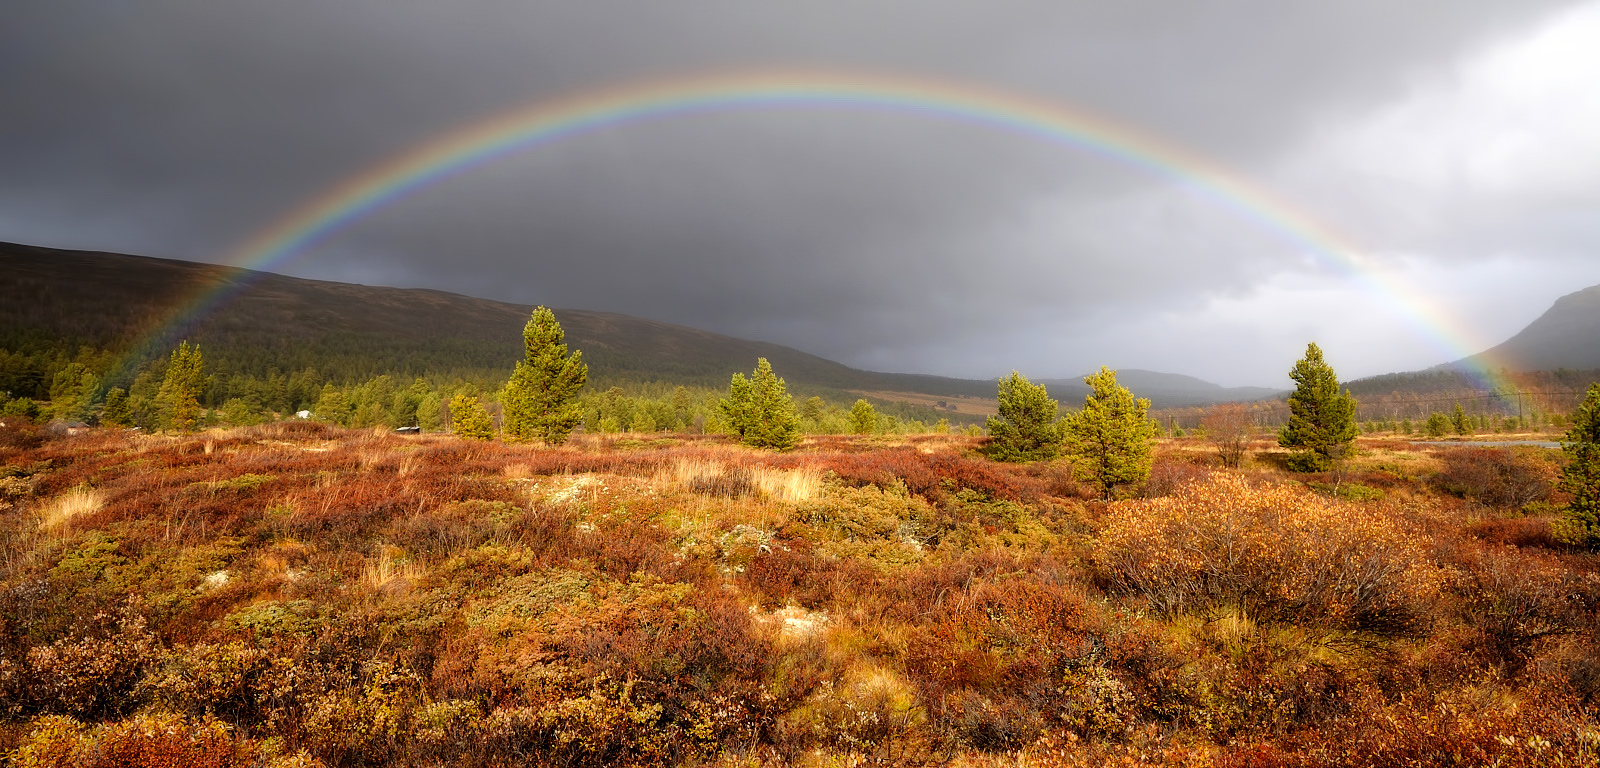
314, 384, 352, 427
1451, 403, 1471, 436
1426, 412, 1450, 437
49, 362, 99, 423
670, 386, 694, 428
983, 371, 1063, 462
720, 359, 799, 450
1064, 367, 1157, 499
449, 393, 495, 441
719, 372, 755, 440
501, 307, 588, 444
101, 387, 132, 427
1556, 383, 1600, 547
1278, 343, 1358, 472
800, 396, 825, 424
748, 359, 800, 450
157, 341, 206, 434
849, 399, 877, 435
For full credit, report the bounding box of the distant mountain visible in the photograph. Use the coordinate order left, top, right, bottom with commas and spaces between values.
1344, 284, 1600, 417
0, 241, 995, 397
1039, 369, 1283, 409
1454, 283, 1600, 372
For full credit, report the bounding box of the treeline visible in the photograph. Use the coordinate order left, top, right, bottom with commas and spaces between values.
1154, 399, 1573, 437
1150, 367, 1600, 434
0, 338, 970, 436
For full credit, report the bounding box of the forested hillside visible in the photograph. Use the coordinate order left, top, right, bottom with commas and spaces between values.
0, 241, 994, 398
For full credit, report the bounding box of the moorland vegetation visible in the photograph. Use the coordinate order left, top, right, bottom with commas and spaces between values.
2, 401, 1598, 766
4, 300, 1600, 766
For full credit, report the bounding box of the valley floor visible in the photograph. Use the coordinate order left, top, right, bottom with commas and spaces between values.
0, 420, 1597, 766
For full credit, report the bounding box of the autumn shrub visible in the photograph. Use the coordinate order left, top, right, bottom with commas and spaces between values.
0, 417, 48, 450
785, 448, 1042, 503
1202, 402, 1256, 469
1431, 446, 1557, 509
13, 422, 1600, 765
139, 640, 279, 723
443, 569, 776, 765
297, 660, 419, 766
1094, 474, 1442, 633
688, 465, 758, 498
779, 667, 930, 764
901, 577, 1101, 749
1252, 685, 1600, 768
20, 608, 157, 719
1465, 512, 1565, 550
787, 481, 942, 566
741, 541, 881, 611
1151, 617, 1360, 742
10, 713, 275, 768
1443, 545, 1597, 676
1140, 454, 1212, 498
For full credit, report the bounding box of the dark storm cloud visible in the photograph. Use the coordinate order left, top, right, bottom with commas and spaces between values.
3, 1, 1595, 385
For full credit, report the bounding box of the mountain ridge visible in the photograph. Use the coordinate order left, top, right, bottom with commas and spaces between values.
1, 240, 1293, 408
1448, 283, 1600, 373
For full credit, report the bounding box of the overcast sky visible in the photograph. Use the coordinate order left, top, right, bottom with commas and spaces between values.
5, 1, 1599, 386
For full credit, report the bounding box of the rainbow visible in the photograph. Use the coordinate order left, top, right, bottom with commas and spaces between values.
132, 69, 1504, 389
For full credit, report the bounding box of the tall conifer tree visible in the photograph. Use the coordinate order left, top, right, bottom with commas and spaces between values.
1278, 343, 1358, 472
1064, 367, 1157, 498
983, 371, 1062, 462
449, 393, 495, 441
850, 399, 877, 435
720, 358, 799, 450
157, 341, 205, 433
1557, 384, 1600, 547
501, 307, 587, 444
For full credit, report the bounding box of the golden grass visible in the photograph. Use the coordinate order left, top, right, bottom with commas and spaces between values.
40, 486, 105, 529
748, 464, 823, 503
668, 457, 726, 487
663, 458, 822, 503
363, 544, 427, 591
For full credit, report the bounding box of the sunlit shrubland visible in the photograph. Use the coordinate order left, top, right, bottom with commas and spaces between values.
0, 416, 1596, 767
1093, 474, 1443, 633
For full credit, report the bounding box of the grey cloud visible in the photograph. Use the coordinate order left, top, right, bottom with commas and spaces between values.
2, 0, 1591, 384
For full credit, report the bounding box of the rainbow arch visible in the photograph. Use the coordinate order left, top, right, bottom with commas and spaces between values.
142, 69, 1500, 387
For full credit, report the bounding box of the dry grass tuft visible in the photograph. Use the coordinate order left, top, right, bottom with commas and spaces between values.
748, 464, 823, 504
664, 458, 822, 503
40, 486, 105, 529
363, 544, 427, 591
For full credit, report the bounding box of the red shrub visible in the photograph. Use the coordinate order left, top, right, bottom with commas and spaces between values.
1252, 686, 1598, 768
740, 540, 882, 610
1141, 454, 1212, 498
777, 448, 1043, 503
901, 576, 1104, 749
1431, 447, 1557, 509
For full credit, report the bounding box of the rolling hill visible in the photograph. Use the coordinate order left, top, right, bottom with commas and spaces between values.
1, 240, 1282, 408
0, 241, 996, 397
